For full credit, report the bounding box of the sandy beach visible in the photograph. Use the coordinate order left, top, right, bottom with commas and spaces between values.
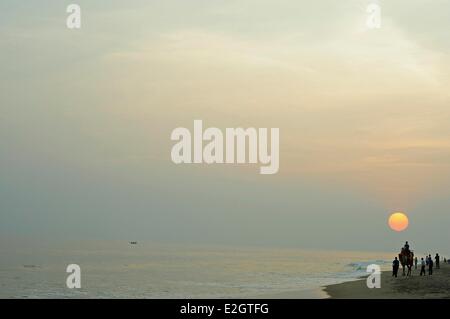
324, 262, 450, 299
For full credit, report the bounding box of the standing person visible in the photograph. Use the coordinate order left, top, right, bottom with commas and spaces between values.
392, 257, 400, 277
420, 258, 426, 276
414, 256, 418, 269
435, 253, 440, 269
428, 255, 433, 275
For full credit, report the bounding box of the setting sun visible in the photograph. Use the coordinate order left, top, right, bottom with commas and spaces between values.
388, 212, 409, 232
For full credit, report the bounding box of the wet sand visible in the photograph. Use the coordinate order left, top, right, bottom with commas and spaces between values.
255, 288, 328, 299
324, 263, 450, 299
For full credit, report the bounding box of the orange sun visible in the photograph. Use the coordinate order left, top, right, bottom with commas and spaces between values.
388, 212, 409, 232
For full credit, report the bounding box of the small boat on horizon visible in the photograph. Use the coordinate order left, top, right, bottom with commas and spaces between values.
129, 241, 138, 245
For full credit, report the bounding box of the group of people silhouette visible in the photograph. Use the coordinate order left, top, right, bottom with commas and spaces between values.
392, 241, 445, 278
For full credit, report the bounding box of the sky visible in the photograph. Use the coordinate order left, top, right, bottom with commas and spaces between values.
1, 0, 450, 253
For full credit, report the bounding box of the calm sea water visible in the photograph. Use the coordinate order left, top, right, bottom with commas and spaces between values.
0, 239, 392, 298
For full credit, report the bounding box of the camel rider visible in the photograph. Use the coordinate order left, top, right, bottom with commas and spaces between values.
403, 241, 410, 254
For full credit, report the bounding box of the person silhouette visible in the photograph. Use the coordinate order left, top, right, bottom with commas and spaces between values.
428, 255, 433, 275
402, 241, 410, 255
392, 257, 400, 277
420, 258, 426, 276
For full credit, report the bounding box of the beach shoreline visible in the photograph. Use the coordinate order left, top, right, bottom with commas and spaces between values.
255, 263, 450, 299
324, 263, 450, 299
254, 288, 329, 299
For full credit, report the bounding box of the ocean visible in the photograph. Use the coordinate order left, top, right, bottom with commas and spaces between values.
0, 239, 392, 298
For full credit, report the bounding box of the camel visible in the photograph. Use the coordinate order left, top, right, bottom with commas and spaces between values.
399, 249, 414, 276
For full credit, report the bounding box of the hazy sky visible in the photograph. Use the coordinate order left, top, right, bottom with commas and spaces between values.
1, 0, 450, 253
